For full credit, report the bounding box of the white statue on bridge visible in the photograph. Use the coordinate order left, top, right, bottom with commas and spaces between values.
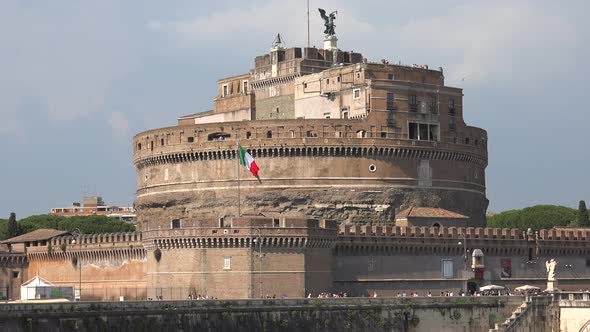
545, 259, 557, 281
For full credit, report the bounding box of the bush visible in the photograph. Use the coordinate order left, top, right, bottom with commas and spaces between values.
0, 214, 135, 240
487, 205, 576, 231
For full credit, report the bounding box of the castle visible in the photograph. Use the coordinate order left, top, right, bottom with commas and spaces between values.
1, 27, 589, 302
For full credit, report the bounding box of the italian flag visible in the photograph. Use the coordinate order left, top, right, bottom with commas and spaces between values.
238, 145, 259, 177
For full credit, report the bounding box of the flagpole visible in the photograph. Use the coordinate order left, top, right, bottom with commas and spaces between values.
237, 138, 241, 217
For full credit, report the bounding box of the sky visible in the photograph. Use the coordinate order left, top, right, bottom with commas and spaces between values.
1, 0, 589, 218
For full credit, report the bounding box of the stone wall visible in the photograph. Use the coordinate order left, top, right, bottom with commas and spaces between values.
25, 233, 146, 301
0, 297, 522, 332
0, 255, 27, 300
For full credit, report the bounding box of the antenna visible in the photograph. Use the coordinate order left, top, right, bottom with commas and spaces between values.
307, 0, 310, 48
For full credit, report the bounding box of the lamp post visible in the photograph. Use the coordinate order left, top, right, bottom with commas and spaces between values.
252, 228, 263, 298
71, 228, 82, 301
458, 239, 467, 272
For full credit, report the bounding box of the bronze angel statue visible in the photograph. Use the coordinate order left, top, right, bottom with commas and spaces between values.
318, 8, 337, 36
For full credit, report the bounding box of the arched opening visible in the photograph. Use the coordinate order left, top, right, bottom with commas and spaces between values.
208, 132, 231, 141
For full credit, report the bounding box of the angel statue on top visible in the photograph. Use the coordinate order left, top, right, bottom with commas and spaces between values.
318, 8, 337, 36
545, 259, 557, 281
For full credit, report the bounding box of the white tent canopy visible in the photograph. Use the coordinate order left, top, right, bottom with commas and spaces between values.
20, 275, 54, 300
479, 284, 505, 291
515, 285, 540, 292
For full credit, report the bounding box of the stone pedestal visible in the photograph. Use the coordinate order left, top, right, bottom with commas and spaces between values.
547, 280, 558, 291
323, 35, 338, 50
324, 35, 338, 64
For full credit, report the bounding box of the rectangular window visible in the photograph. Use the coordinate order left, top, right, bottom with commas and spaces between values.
222, 84, 228, 97
409, 123, 418, 140
353, 89, 361, 99
171, 219, 181, 229
243, 80, 248, 95
449, 98, 455, 113
430, 95, 437, 113
12, 271, 19, 278
409, 122, 440, 141
323, 112, 331, 119
409, 94, 418, 112
388, 73, 394, 80
419, 123, 428, 140
386, 93, 394, 110
449, 117, 456, 129
442, 259, 454, 278
223, 256, 231, 270
187, 137, 194, 143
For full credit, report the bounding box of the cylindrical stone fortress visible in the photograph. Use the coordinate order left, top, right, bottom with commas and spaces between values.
133, 44, 488, 232
133, 117, 487, 229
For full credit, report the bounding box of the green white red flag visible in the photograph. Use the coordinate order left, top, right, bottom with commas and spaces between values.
238, 145, 259, 177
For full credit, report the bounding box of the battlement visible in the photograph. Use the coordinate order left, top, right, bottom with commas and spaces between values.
338, 225, 590, 241
26, 232, 145, 262
49, 232, 141, 246
142, 217, 339, 250
133, 117, 487, 168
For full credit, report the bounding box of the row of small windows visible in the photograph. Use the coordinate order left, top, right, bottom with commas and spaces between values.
136, 126, 483, 150
408, 95, 455, 114
221, 81, 249, 97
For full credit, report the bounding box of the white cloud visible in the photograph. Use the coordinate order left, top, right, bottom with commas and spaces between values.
384, 2, 579, 87
150, 0, 375, 49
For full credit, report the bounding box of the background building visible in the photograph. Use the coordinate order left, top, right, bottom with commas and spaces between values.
50, 196, 136, 224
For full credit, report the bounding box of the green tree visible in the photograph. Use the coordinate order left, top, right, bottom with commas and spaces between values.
574, 200, 589, 227
487, 205, 577, 231
7, 212, 18, 238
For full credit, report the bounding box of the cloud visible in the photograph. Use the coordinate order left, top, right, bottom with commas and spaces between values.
383, 2, 579, 87
150, 0, 375, 49
107, 111, 129, 142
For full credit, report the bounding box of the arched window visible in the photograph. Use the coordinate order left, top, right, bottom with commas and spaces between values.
356, 130, 366, 138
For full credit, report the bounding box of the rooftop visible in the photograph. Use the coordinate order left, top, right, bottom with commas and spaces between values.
1, 229, 70, 244
396, 207, 468, 219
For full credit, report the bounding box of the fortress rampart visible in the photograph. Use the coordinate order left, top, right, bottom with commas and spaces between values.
133, 116, 488, 228
25, 232, 146, 300
11, 223, 590, 301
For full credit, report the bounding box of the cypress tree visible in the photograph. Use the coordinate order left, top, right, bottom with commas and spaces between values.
7, 212, 18, 238
578, 200, 589, 227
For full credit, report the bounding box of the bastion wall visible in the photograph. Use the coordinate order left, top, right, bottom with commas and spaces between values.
133, 115, 488, 228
